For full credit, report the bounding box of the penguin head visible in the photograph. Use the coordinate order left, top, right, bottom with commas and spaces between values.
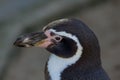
14, 19, 100, 60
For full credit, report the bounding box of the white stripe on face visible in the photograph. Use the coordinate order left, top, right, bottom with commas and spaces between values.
47, 29, 83, 80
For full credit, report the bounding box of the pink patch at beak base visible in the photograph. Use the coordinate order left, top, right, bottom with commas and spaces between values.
35, 30, 62, 48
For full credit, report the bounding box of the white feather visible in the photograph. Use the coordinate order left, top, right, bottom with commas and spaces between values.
47, 29, 83, 80
23, 37, 29, 43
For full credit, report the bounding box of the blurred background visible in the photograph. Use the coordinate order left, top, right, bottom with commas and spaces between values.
0, 0, 120, 80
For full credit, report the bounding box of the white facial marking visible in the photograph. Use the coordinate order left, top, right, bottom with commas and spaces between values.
47, 29, 83, 80
23, 37, 29, 43
42, 19, 69, 31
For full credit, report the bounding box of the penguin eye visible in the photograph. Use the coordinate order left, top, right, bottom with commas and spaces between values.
55, 37, 61, 40
54, 36, 62, 42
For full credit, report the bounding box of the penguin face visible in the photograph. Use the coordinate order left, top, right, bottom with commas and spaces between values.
42, 19, 83, 58
14, 19, 82, 58
44, 29, 78, 58
14, 18, 100, 59
14, 28, 79, 58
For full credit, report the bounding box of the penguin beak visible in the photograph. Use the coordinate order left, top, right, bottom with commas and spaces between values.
14, 31, 53, 48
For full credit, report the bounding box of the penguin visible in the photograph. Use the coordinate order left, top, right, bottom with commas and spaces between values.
14, 18, 110, 80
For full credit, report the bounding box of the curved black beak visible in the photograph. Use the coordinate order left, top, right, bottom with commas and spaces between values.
14, 31, 47, 47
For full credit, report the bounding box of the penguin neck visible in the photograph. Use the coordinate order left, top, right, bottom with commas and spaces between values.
47, 45, 83, 80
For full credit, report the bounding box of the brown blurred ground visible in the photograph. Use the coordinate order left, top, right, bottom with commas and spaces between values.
0, 0, 120, 80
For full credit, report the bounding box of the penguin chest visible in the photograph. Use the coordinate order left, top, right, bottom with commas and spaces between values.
47, 55, 69, 80
47, 53, 81, 80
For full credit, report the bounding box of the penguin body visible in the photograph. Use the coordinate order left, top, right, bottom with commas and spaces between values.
14, 18, 110, 80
